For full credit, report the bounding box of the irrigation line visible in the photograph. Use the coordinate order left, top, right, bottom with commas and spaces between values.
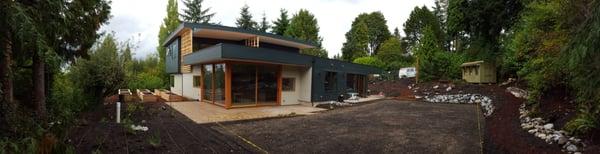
215, 121, 269, 154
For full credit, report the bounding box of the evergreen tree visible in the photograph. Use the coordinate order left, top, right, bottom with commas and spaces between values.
285, 9, 328, 58
393, 27, 401, 40
341, 12, 391, 58
157, 0, 180, 88
271, 9, 290, 35
181, 0, 216, 24
258, 12, 270, 32
236, 4, 258, 30
403, 6, 444, 53
376, 37, 411, 70
341, 21, 369, 61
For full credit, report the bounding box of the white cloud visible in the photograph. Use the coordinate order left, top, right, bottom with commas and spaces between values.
101, 0, 436, 59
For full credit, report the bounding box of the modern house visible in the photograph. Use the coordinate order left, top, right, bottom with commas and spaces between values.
163, 22, 379, 108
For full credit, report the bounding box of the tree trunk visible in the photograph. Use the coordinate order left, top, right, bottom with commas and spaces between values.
33, 50, 47, 122
1, 34, 15, 126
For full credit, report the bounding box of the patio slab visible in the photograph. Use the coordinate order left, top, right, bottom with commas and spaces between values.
166, 101, 327, 124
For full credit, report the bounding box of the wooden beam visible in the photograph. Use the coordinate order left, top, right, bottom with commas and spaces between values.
225, 62, 232, 109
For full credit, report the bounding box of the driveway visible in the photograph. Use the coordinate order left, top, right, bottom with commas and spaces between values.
219, 100, 483, 153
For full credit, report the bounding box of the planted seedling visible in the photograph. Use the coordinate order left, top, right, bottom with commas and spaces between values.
147, 132, 161, 148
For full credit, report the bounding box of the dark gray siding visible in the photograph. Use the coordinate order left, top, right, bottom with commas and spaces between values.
310, 58, 379, 102
165, 38, 180, 74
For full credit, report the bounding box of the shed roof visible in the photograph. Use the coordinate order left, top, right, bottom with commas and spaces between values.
461, 61, 486, 67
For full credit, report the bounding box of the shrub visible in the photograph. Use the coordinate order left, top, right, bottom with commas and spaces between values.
352, 56, 385, 69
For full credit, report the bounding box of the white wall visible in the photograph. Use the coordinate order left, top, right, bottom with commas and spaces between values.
170, 74, 183, 96
182, 65, 201, 100
282, 66, 301, 105
297, 66, 312, 102
170, 65, 201, 100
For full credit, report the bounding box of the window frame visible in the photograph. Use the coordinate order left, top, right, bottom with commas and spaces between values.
282, 77, 295, 92
193, 75, 201, 87
324, 71, 337, 92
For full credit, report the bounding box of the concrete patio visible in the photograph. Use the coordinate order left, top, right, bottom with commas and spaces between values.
166, 101, 327, 124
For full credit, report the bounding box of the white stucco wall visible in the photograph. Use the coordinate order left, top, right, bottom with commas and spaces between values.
182, 65, 201, 100
170, 74, 183, 96
170, 65, 201, 100
287, 66, 312, 103
281, 66, 301, 105
299, 67, 312, 102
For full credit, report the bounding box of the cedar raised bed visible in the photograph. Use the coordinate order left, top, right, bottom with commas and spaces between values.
155, 89, 185, 102
118, 89, 136, 102
137, 89, 158, 103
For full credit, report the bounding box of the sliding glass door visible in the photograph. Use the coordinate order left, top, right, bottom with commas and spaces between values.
201, 63, 226, 105
230, 63, 280, 106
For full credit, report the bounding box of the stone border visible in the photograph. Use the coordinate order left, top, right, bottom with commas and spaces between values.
417, 94, 495, 117
518, 104, 584, 154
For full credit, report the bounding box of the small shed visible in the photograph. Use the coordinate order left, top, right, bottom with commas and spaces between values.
461, 61, 496, 83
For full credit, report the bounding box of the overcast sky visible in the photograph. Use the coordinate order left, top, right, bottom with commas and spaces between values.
100, 0, 436, 59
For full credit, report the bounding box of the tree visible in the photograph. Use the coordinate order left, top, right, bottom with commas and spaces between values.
403, 6, 444, 53
363, 12, 391, 55
258, 12, 270, 32
285, 9, 328, 58
11, 0, 111, 121
70, 34, 127, 104
271, 9, 290, 35
415, 26, 444, 81
157, 0, 180, 88
181, 0, 216, 24
393, 27, 401, 40
376, 37, 412, 70
341, 21, 369, 61
447, 0, 523, 60
236, 4, 258, 30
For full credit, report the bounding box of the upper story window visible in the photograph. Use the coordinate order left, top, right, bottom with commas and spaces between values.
245, 36, 260, 48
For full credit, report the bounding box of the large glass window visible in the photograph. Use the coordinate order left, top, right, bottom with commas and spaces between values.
214, 64, 226, 104
231, 64, 256, 105
324, 72, 337, 92
231, 63, 279, 106
257, 65, 278, 104
202, 64, 213, 102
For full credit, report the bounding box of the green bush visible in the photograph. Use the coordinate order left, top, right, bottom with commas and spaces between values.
48, 73, 89, 123
127, 72, 164, 90
352, 56, 385, 69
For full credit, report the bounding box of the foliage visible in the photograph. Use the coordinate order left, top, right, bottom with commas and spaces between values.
342, 12, 391, 57
403, 6, 444, 53
376, 37, 413, 70
352, 57, 385, 69
157, 0, 180, 88
415, 26, 464, 81
70, 34, 127, 104
235, 4, 258, 30
447, 0, 523, 61
565, 104, 599, 136
147, 132, 162, 148
258, 13, 270, 32
285, 9, 328, 58
341, 21, 369, 61
48, 73, 89, 123
181, 0, 216, 24
271, 9, 290, 35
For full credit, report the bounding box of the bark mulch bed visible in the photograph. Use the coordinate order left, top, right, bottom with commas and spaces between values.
66, 96, 258, 153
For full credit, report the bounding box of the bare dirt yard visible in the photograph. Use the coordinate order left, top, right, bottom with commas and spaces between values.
220, 100, 482, 153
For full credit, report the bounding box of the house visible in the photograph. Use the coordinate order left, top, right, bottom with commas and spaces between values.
461, 61, 496, 83
163, 22, 380, 108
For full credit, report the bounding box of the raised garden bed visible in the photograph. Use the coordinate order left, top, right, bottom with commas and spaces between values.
118, 89, 136, 103
154, 89, 185, 102
137, 89, 158, 103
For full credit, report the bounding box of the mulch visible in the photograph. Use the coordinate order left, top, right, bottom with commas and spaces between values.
66, 95, 258, 153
